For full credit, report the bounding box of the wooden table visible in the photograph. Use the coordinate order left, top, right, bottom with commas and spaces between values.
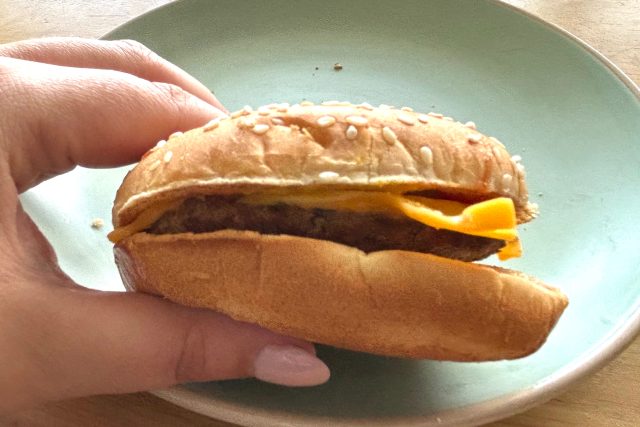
1, 1, 638, 425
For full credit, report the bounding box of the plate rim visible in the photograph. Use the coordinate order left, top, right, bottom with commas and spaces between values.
101, 0, 640, 425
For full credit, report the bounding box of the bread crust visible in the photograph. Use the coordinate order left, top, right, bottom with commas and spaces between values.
114, 230, 567, 361
112, 102, 534, 228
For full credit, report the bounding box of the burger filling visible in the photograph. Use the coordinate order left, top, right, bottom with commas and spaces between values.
107, 190, 521, 262
145, 195, 505, 262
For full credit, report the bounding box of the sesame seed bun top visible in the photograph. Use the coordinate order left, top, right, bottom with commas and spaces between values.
112, 102, 534, 228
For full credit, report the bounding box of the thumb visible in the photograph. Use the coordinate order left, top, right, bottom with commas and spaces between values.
26, 285, 330, 406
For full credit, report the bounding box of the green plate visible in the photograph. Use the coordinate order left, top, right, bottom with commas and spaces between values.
21, 0, 640, 425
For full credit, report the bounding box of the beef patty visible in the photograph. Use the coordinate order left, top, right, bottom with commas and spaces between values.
147, 196, 504, 262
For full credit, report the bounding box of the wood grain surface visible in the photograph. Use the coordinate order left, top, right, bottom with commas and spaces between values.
1, 1, 638, 426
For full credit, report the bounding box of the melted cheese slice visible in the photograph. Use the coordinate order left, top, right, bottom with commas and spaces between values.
108, 199, 184, 244
109, 191, 522, 261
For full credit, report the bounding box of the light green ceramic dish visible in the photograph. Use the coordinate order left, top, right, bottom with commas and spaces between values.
21, 0, 640, 425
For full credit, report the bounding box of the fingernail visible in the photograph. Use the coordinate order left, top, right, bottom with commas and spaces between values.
253, 345, 330, 387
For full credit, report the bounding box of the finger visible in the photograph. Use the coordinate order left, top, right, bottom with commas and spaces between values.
0, 37, 226, 112
20, 286, 329, 408
1, 57, 225, 191
8, 202, 63, 278
1, 203, 328, 411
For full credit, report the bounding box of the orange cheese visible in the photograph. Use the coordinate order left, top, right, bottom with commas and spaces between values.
108, 199, 183, 244
109, 191, 522, 261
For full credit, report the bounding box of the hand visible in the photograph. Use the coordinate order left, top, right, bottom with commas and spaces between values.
0, 37, 329, 413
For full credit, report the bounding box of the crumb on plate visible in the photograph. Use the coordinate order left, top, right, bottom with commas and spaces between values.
91, 218, 104, 229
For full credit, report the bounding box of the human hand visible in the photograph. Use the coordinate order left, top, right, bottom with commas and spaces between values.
0, 37, 329, 413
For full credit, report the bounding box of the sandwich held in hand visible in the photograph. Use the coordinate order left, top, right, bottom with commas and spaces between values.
109, 101, 568, 361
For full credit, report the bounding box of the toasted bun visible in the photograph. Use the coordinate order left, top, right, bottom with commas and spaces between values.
113, 102, 536, 228
111, 102, 565, 361
114, 230, 567, 361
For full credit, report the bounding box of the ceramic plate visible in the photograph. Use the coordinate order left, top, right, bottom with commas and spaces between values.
21, 0, 640, 425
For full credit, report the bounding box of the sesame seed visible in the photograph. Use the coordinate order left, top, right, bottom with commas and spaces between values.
397, 113, 416, 126
358, 102, 374, 110
379, 104, 394, 109
257, 106, 271, 115
444, 116, 454, 122
468, 133, 482, 144
277, 103, 290, 112
203, 118, 221, 132
401, 106, 414, 112
252, 124, 270, 135
300, 100, 315, 106
271, 117, 285, 126
169, 131, 183, 140
417, 114, 430, 124
420, 146, 433, 165
516, 163, 526, 176
148, 159, 161, 171
155, 139, 167, 148
231, 110, 243, 119
346, 115, 368, 126
502, 173, 513, 189
382, 126, 398, 145
428, 112, 444, 118
163, 151, 173, 163
319, 171, 340, 179
333, 63, 343, 71
91, 218, 104, 229
242, 105, 253, 114
511, 155, 522, 163
241, 116, 257, 128
346, 125, 358, 140
317, 115, 336, 127
465, 121, 477, 130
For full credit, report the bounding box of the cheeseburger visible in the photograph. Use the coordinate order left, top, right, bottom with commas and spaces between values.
109, 101, 568, 361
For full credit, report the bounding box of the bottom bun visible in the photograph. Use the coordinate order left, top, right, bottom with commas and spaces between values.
114, 230, 568, 361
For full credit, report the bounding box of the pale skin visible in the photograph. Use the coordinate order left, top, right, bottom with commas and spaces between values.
0, 37, 330, 413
